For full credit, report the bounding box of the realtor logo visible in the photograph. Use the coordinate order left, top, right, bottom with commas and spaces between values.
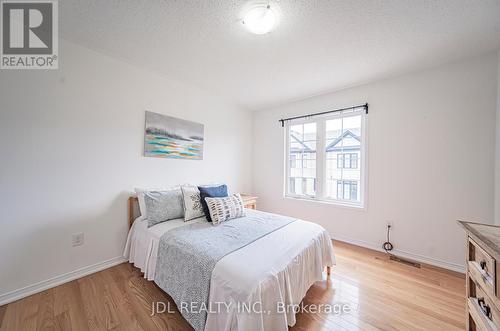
1, 0, 58, 69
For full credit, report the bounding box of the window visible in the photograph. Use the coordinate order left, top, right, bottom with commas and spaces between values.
337, 153, 358, 169
285, 108, 366, 207
337, 180, 358, 200
287, 122, 316, 196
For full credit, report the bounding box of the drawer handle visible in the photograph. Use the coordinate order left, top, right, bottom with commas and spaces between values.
480, 260, 487, 271
478, 298, 492, 320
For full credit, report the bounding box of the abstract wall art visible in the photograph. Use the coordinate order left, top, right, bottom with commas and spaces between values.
144, 111, 204, 160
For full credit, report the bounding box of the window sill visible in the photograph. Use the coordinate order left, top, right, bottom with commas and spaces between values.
284, 195, 366, 211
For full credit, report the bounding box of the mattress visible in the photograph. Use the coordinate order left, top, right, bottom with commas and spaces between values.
123, 215, 206, 280
123, 210, 335, 331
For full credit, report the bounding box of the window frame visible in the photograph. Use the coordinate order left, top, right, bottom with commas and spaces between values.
285, 120, 318, 198
284, 109, 367, 209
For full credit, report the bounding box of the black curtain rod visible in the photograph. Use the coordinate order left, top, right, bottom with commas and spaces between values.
279, 103, 368, 127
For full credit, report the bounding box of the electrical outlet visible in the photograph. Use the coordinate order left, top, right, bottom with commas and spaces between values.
72, 232, 84, 247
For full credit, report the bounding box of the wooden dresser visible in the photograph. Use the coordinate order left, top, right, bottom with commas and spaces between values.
459, 221, 500, 330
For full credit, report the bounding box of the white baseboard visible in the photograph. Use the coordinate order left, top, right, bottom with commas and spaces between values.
0, 256, 126, 306
331, 234, 466, 274
0, 237, 465, 306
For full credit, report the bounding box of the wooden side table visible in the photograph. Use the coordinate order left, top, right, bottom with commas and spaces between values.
241, 194, 258, 209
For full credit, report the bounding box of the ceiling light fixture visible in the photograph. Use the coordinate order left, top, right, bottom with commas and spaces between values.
242, 4, 278, 35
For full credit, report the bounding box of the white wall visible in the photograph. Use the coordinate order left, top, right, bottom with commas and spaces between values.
253, 53, 498, 271
495, 51, 500, 225
0, 40, 252, 300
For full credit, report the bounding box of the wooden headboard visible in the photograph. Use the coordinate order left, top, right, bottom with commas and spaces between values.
128, 196, 140, 228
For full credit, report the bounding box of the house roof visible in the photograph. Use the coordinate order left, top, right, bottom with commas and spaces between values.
325, 130, 361, 152
290, 133, 313, 152
290, 130, 360, 153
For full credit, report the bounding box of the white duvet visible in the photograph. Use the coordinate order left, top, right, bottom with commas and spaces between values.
123, 210, 335, 331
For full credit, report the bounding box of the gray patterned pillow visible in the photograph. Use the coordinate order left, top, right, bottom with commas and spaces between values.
144, 189, 184, 227
181, 186, 205, 221
205, 194, 245, 225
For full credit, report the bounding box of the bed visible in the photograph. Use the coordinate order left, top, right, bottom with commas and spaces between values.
123, 196, 335, 331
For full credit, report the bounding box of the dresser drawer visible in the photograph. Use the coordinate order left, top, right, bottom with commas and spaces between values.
469, 238, 496, 297
460, 221, 500, 331
468, 278, 500, 330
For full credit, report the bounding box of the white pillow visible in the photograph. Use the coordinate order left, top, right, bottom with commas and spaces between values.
135, 186, 179, 218
205, 194, 245, 225
144, 189, 184, 227
181, 186, 205, 221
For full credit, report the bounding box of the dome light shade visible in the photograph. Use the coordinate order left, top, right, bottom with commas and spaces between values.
243, 5, 277, 35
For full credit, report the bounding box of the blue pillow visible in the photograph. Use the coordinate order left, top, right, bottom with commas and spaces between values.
198, 185, 228, 222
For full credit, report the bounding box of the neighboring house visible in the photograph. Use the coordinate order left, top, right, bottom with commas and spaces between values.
289, 129, 361, 201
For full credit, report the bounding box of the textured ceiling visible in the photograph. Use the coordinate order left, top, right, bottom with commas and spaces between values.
60, 0, 500, 110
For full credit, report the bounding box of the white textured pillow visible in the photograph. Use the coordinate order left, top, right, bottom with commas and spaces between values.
144, 189, 184, 227
205, 194, 245, 225
135, 186, 179, 218
181, 186, 205, 221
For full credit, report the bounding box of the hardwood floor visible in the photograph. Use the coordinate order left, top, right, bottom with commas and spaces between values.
0, 241, 465, 331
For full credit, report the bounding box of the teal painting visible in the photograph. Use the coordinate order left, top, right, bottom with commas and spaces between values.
144, 111, 204, 160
